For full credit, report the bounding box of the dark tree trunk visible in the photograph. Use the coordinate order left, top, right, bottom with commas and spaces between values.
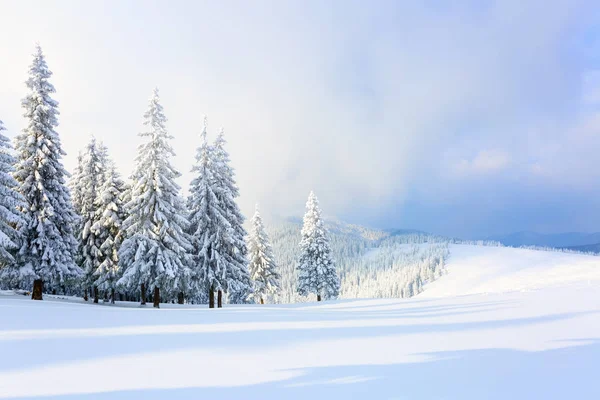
217, 290, 223, 308
111, 288, 115, 304
32, 279, 43, 300
177, 292, 184, 304
93, 285, 99, 304
209, 285, 215, 308
83, 287, 88, 301
317, 294, 322, 302
260, 297, 264, 305
52, 289, 56, 295
140, 283, 147, 305
153, 286, 160, 308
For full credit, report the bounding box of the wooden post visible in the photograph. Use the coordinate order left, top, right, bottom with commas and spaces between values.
31, 279, 43, 300
260, 297, 264, 305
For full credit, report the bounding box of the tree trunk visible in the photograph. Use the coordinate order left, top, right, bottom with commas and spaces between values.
31, 279, 43, 300
140, 283, 147, 305
153, 286, 160, 308
93, 285, 99, 304
83, 288, 88, 301
52, 289, 56, 295
260, 297, 264, 305
317, 294, 322, 302
209, 285, 215, 308
217, 290, 223, 308
111, 288, 115, 304
177, 292, 184, 304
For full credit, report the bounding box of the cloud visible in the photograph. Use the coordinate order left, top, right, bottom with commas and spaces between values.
0, 0, 598, 236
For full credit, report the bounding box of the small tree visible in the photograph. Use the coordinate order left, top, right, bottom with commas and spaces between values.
296, 191, 339, 301
12, 45, 81, 299
248, 205, 280, 304
118, 88, 191, 307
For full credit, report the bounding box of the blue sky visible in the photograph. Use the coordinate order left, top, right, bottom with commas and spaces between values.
0, 0, 599, 238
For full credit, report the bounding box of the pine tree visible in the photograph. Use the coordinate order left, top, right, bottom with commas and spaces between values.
117, 88, 191, 307
296, 191, 339, 301
0, 120, 26, 282
11, 45, 81, 299
78, 138, 108, 303
188, 117, 227, 308
92, 162, 125, 304
248, 204, 280, 304
212, 128, 251, 305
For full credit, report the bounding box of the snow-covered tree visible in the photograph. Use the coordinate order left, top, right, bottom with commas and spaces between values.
296, 191, 339, 301
248, 204, 280, 304
78, 138, 108, 302
212, 128, 251, 304
0, 120, 26, 275
118, 88, 191, 307
91, 162, 125, 303
188, 120, 251, 307
188, 118, 227, 307
10, 45, 81, 299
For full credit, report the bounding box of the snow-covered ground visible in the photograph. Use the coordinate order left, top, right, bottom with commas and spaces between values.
1, 245, 599, 399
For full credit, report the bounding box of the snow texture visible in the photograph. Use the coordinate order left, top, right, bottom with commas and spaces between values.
0, 244, 599, 399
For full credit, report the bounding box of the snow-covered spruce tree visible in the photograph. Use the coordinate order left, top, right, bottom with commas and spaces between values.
11, 45, 81, 300
78, 138, 108, 303
296, 191, 339, 301
248, 204, 280, 304
0, 120, 26, 283
91, 162, 125, 304
212, 128, 251, 305
117, 88, 191, 308
188, 119, 231, 307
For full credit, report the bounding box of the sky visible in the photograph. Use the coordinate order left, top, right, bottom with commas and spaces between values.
0, 0, 600, 238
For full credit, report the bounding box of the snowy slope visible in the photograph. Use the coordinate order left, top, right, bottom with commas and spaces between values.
1, 245, 599, 399
422, 244, 600, 297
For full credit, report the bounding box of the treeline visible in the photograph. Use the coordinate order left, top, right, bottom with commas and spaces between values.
0, 45, 341, 307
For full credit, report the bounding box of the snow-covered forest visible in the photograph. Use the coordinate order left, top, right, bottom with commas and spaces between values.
0, 45, 593, 309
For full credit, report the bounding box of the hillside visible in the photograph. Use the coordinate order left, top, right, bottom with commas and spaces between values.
267, 218, 449, 302
1, 244, 599, 399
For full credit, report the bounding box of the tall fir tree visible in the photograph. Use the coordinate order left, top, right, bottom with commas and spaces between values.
92, 162, 125, 304
0, 120, 26, 282
78, 138, 108, 302
11, 45, 81, 299
118, 88, 191, 307
212, 128, 251, 304
188, 117, 228, 307
248, 204, 280, 304
296, 191, 340, 301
